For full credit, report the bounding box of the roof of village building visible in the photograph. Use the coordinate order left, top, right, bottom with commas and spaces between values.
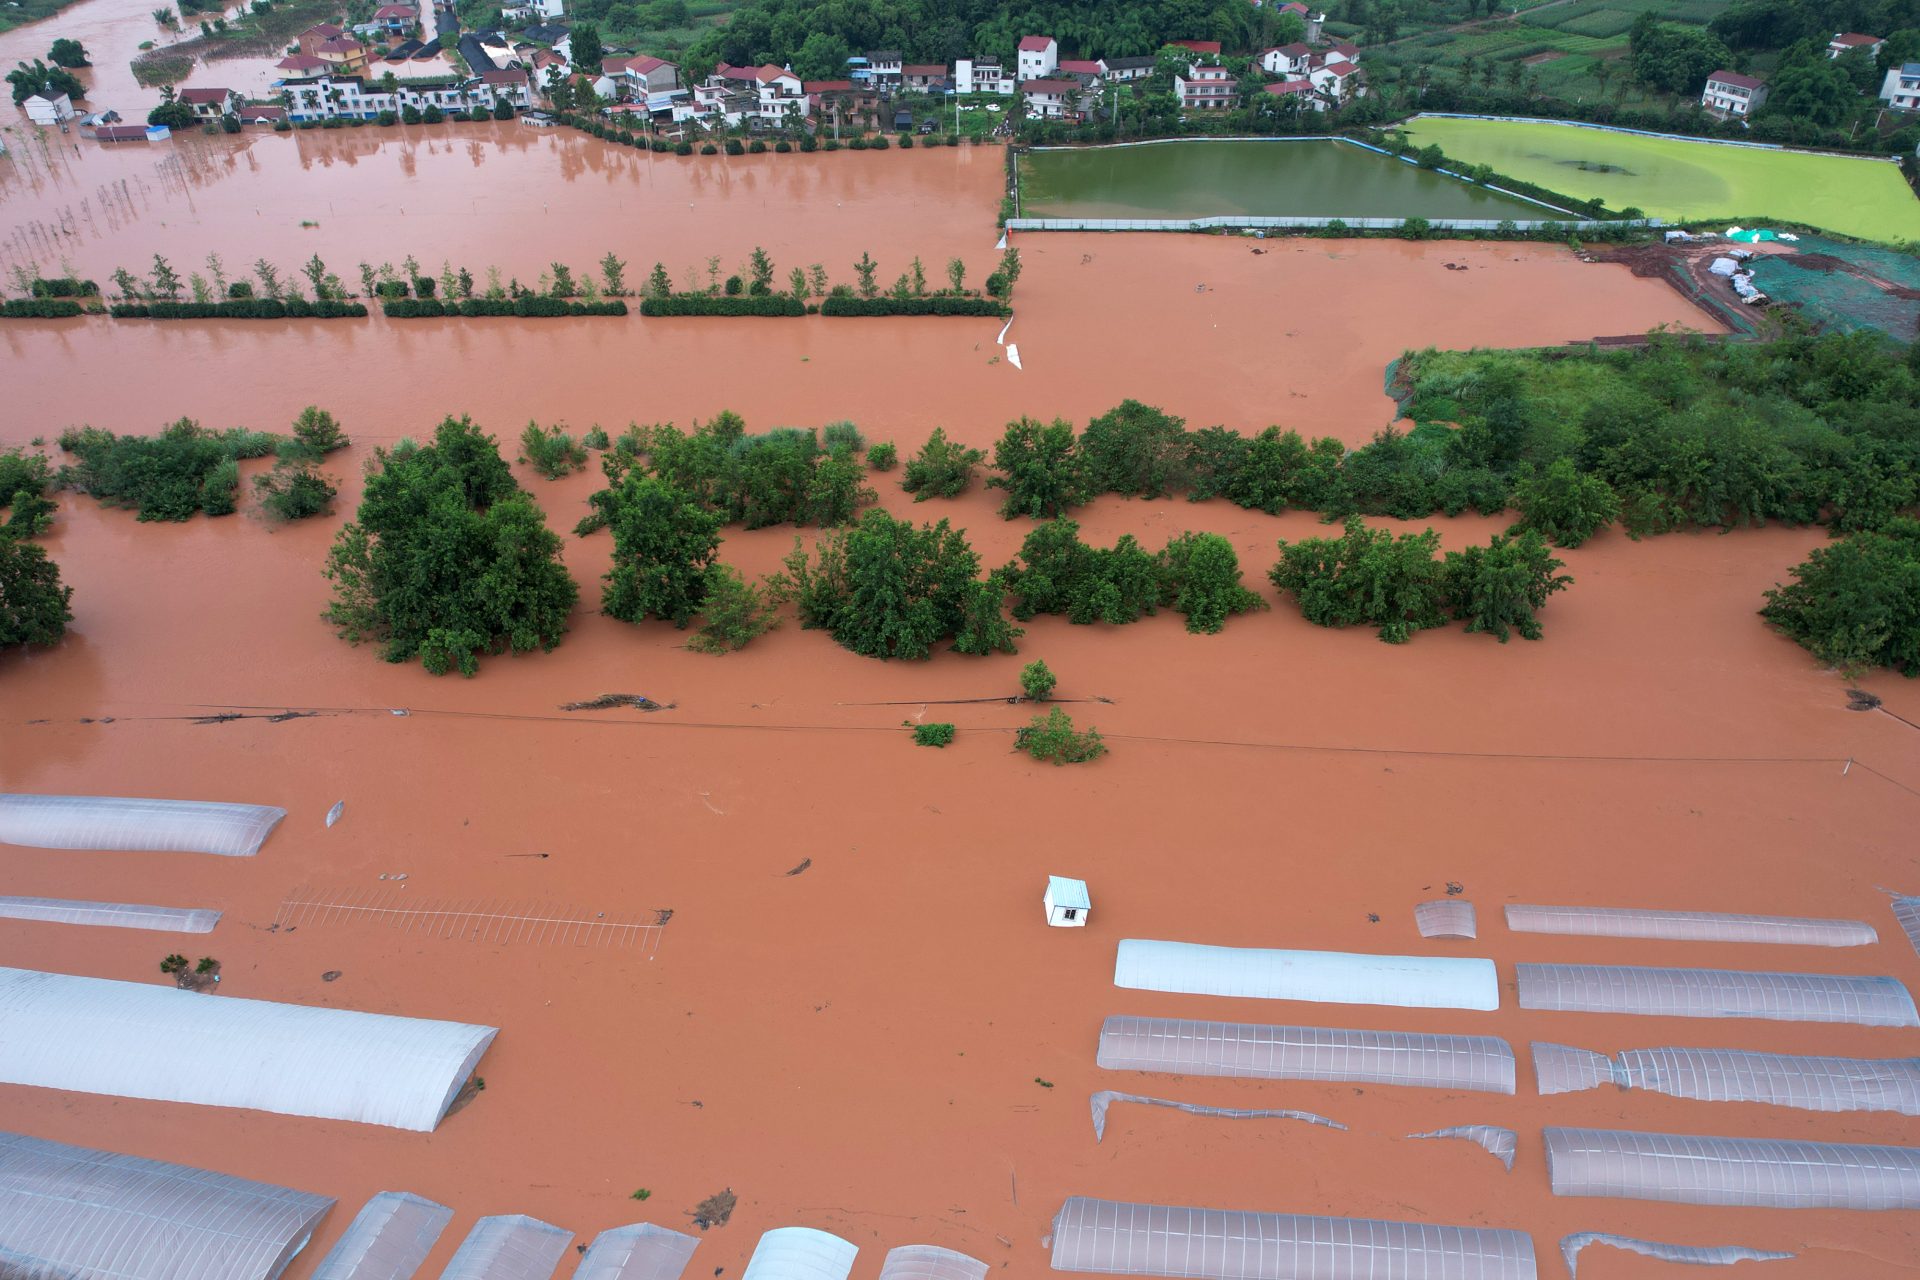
603, 53, 670, 74
278, 53, 327, 70
531, 49, 563, 68
755, 64, 798, 83
1173, 39, 1222, 54
480, 67, 528, 84
1707, 68, 1764, 89
316, 36, 366, 54
713, 61, 757, 81
522, 23, 569, 42
1187, 63, 1233, 76
373, 4, 417, 19
243, 103, 287, 119
1264, 42, 1311, 58
1316, 58, 1356, 74
1021, 77, 1080, 93
1104, 55, 1155, 69
1264, 78, 1312, 94
903, 63, 946, 75
867, 49, 903, 60
803, 79, 853, 93
1830, 31, 1880, 46
95, 124, 154, 140
1017, 35, 1056, 51
302, 21, 344, 38
177, 87, 235, 103
1330, 41, 1361, 57
1057, 58, 1101, 74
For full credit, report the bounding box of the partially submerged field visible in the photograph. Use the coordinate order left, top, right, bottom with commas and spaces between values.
3, 126, 1920, 1280
1402, 116, 1920, 243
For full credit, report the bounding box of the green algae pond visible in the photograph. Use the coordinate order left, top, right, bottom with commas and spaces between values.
1017, 138, 1557, 222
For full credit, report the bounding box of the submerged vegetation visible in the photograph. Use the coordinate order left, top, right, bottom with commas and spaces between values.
323, 416, 577, 676
56, 420, 275, 521
0, 533, 72, 650
1763, 519, 1920, 677
1, 449, 57, 538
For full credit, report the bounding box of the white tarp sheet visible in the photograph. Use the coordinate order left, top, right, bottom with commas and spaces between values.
740, 1228, 856, 1280
313, 1192, 453, 1280
0, 895, 220, 932
1560, 1233, 1791, 1277
1408, 1126, 1516, 1172
1089, 1091, 1344, 1143
0, 967, 497, 1131
0, 1128, 334, 1280
0, 793, 286, 856
1115, 940, 1499, 1011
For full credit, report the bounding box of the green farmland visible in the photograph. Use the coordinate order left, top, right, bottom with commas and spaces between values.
1402, 116, 1920, 243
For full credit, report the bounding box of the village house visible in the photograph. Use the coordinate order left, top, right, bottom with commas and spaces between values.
522, 23, 568, 48
277, 53, 327, 73
954, 57, 1014, 94
1102, 55, 1155, 82
865, 51, 903, 87
1057, 58, 1103, 80
95, 122, 166, 143
239, 103, 287, 126
1881, 62, 1920, 111
274, 69, 525, 122
297, 22, 345, 55
22, 92, 76, 124
1174, 61, 1236, 111
691, 74, 756, 127
313, 35, 372, 75
1828, 32, 1883, 59
1262, 78, 1318, 110
501, 0, 564, 19
1307, 58, 1361, 105
1019, 77, 1083, 119
753, 65, 808, 127
902, 63, 947, 90
1017, 35, 1058, 81
1172, 39, 1222, 57
596, 53, 679, 101
1701, 68, 1767, 118
178, 87, 242, 120
1260, 41, 1311, 75
477, 68, 534, 109
372, 5, 419, 36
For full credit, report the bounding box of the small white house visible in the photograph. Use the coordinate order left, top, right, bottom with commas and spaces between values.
1044, 875, 1090, 928
23, 92, 76, 125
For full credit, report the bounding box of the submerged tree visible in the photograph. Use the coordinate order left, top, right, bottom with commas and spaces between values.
0, 533, 72, 650
598, 473, 724, 630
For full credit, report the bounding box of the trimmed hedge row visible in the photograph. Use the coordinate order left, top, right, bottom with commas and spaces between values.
2, 298, 85, 318
638, 294, 807, 317
31, 277, 99, 298
821, 295, 1009, 317
110, 299, 369, 319
382, 297, 629, 317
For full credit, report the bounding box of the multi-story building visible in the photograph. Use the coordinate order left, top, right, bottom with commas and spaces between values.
1701, 69, 1767, 118
1016, 35, 1058, 81
1881, 62, 1920, 111
1173, 62, 1236, 111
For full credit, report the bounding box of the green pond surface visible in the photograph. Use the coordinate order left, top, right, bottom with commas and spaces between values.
1019, 140, 1553, 221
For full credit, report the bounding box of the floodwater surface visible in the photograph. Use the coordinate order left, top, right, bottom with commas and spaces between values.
2, 107, 1913, 1280
1018, 139, 1554, 221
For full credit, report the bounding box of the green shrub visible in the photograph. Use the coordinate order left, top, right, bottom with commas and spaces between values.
0, 449, 55, 535
639, 294, 805, 316
952, 569, 1022, 656
901, 427, 986, 500
1004, 518, 1161, 626
866, 441, 897, 470
1762, 519, 1920, 676
253, 458, 338, 520
912, 721, 955, 747
774, 509, 978, 659
988, 416, 1088, 519
1160, 531, 1266, 634
701, 142, 718, 154
0, 298, 84, 318
1082, 399, 1190, 499
288, 405, 349, 455
821, 421, 864, 453
748, 138, 767, 153
1019, 658, 1055, 701
819, 295, 1006, 317
1016, 707, 1105, 764
1512, 457, 1620, 548
688, 563, 781, 653
1441, 527, 1570, 642
597, 473, 724, 629
0, 533, 72, 649
725, 138, 744, 155
518, 422, 589, 479
57, 419, 265, 521
322, 415, 577, 675
775, 139, 792, 152
583, 426, 611, 450
1271, 517, 1448, 644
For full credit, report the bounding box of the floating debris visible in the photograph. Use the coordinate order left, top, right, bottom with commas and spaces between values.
325, 801, 345, 829
690, 1188, 736, 1231
785, 858, 812, 877
560, 693, 674, 712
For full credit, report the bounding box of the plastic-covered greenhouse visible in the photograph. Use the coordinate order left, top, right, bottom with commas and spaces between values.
1098, 1016, 1516, 1094
1544, 1127, 1920, 1209
0, 1128, 334, 1280
875, 1245, 990, 1280
739, 1228, 857, 1280
312, 1192, 453, 1280
0, 895, 220, 932
1532, 1042, 1920, 1115
441, 1216, 572, 1280
1503, 905, 1874, 947
1047, 1197, 1537, 1278
1115, 940, 1499, 1010
1414, 901, 1476, 939
0, 793, 286, 856
571, 1224, 701, 1280
0, 967, 497, 1131
1515, 963, 1917, 1025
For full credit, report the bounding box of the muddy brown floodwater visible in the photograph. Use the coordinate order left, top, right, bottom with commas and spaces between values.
2, 121, 1918, 1280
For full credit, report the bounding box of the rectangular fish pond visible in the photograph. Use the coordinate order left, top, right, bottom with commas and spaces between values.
1016, 138, 1558, 222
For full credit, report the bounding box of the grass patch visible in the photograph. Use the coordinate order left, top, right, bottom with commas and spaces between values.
1401, 117, 1920, 243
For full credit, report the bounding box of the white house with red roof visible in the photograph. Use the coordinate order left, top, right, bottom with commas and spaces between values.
1057, 58, 1103, 79
1173, 61, 1236, 111
1260, 42, 1311, 74
595, 53, 679, 100
1017, 35, 1058, 80
1701, 68, 1767, 117
753, 64, 807, 126
1262, 77, 1317, 109
372, 4, 417, 35
1307, 58, 1361, 104
1828, 31, 1883, 58
178, 87, 242, 120
1020, 77, 1084, 119
277, 53, 327, 73
296, 21, 344, 54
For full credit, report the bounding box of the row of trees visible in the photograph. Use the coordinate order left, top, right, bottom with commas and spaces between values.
639, 245, 1022, 308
